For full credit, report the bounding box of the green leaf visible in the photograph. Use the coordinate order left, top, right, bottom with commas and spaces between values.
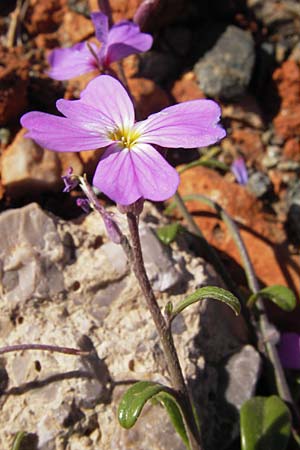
171, 286, 240, 320
11, 432, 26, 450
240, 396, 291, 450
156, 392, 190, 449
247, 285, 297, 311
118, 381, 191, 449
118, 381, 163, 429
156, 223, 183, 245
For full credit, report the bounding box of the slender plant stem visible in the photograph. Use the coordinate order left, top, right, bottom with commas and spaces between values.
126, 211, 202, 450
178, 193, 299, 424
173, 192, 241, 300
0, 344, 88, 356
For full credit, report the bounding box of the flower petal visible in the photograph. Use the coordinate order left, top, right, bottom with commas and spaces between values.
103, 21, 153, 64
93, 143, 179, 205
47, 43, 97, 80
91, 12, 109, 44
21, 111, 110, 152
80, 75, 135, 130
56, 98, 116, 130
135, 100, 226, 148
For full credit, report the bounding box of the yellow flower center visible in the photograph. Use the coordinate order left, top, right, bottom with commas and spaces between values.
108, 127, 140, 150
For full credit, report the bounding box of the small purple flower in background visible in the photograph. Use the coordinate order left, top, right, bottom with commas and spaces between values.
21, 75, 225, 205
48, 12, 153, 80
278, 332, 300, 370
231, 156, 248, 185
62, 166, 79, 192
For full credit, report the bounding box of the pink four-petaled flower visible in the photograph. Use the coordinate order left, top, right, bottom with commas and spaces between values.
21, 75, 226, 205
48, 12, 153, 80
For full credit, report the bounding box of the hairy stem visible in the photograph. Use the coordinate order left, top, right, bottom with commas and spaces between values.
126, 211, 202, 450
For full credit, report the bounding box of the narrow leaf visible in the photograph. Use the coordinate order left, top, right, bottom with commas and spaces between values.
248, 285, 296, 311
172, 286, 240, 320
11, 432, 26, 450
118, 381, 163, 429
156, 223, 183, 245
118, 381, 192, 449
178, 158, 229, 174
156, 392, 190, 449
240, 396, 291, 450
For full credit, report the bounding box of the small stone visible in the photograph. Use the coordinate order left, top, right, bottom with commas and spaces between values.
0, 203, 65, 305
225, 345, 261, 410
247, 171, 273, 198
194, 25, 255, 99
139, 225, 182, 292
262, 145, 281, 168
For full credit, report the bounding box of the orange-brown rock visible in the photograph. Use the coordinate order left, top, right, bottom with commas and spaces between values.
178, 166, 300, 296
273, 60, 300, 140
57, 11, 95, 45
0, 46, 29, 126
171, 72, 206, 103
128, 77, 170, 119
1, 129, 82, 197
283, 138, 300, 162
89, 0, 142, 22
24, 0, 67, 36
230, 127, 264, 163
79, 149, 106, 176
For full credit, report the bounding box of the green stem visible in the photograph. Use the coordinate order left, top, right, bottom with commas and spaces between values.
173, 192, 241, 300
126, 211, 202, 450
176, 193, 299, 424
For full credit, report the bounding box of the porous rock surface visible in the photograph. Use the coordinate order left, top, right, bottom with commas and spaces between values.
194, 25, 255, 99
0, 203, 260, 450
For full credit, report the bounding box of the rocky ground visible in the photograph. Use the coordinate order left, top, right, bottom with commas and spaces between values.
0, 0, 299, 449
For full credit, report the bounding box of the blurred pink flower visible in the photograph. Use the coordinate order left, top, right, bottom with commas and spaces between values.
48, 12, 153, 80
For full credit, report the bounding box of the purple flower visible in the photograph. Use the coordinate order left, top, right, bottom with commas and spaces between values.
48, 12, 153, 80
21, 75, 226, 205
231, 157, 248, 185
278, 332, 300, 370
62, 166, 79, 192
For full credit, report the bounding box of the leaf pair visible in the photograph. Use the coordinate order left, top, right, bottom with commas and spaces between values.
118, 381, 191, 449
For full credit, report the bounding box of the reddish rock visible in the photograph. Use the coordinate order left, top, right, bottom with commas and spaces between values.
128, 78, 170, 119
230, 127, 264, 163
178, 166, 300, 294
79, 149, 106, 177
273, 60, 300, 108
171, 72, 206, 103
57, 11, 95, 45
89, 0, 142, 21
283, 138, 300, 162
0, 46, 29, 126
273, 60, 300, 139
1, 129, 82, 197
24, 0, 67, 36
